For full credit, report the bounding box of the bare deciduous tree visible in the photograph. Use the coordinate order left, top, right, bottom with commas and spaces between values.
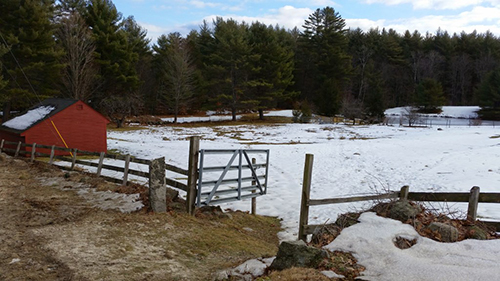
57, 12, 98, 101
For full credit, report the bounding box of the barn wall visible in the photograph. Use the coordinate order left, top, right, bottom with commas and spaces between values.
23, 101, 108, 156
0, 130, 25, 155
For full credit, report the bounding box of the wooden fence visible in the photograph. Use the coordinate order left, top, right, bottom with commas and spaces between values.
298, 153, 500, 241
0, 137, 198, 214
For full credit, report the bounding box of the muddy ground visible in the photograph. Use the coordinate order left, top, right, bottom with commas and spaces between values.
0, 153, 280, 280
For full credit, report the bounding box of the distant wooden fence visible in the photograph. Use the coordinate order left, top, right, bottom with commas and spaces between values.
0, 137, 197, 214
298, 153, 500, 241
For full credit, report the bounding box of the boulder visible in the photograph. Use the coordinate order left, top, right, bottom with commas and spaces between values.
428, 222, 459, 242
269, 240, 329, 271
388, 200, 421, 222
467, 225, 488, 240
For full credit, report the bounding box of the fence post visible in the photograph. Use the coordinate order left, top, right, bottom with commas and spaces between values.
49, 145, 55, 164
15, 141, 22, 157
251, 157, 257, 215
123, 154, 131, 185
298, 153, 314, 242
149, 157, 166, 212
467, 186, 480, 221
70, 149, 78, 170
30, 143, 37, 163
0, 139, 4, 153
96, 152, 105, 176
400, 185, 409, 200
186, 136, 200, 215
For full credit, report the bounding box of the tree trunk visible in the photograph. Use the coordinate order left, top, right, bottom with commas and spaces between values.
2, 102, 11, 123
258, 108, 264, 120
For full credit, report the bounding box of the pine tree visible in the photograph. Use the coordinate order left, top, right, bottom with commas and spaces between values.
208, 18, 252, 121
154, 33, 195, 123
84, 0, 140, 103
298, 7, 351, 116
0, 0, 63, 119
84, 0, 141, 125
247, 22, 295, 119
416, 78, 445, 113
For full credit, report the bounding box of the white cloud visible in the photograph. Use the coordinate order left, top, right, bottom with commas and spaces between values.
346, 5, 500, 35
309, 0, 338, 6
189, 1, 220, 8
364, 0, 496, 10
139, 3, 500, 44
204, 5, 313, 29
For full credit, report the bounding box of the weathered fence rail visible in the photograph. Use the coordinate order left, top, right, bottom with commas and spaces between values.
0, 138, 193, 213
298, 153, 500, 241
1, 136, 268, 215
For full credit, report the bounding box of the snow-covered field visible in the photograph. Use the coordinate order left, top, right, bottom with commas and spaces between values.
103, 106, 500, 279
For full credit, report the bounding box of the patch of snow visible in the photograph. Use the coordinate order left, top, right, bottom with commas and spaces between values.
9, 258, 21, 264
265, 109, 294, 117
76, 189, 143, 213
321, 270, 344, 278
216, 257, 275, 280
385, 106, 480, 118
160, 115, 241, 123
325, 212, 500, 280
2, 106, 55, 130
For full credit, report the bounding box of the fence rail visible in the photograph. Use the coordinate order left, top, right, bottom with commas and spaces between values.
0, 138, 192, 212
298, 153, 500, 241
1, 136, 268, 215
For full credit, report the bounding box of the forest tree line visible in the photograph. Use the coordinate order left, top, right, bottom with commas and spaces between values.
1, 0, 500, 126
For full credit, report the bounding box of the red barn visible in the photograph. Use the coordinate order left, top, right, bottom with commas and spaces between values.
0, 98, 109, 155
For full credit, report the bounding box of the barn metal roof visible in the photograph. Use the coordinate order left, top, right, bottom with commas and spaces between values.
0, 99, 80, 134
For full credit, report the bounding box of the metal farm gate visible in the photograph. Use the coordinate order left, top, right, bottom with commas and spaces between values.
196, 149, 269, 206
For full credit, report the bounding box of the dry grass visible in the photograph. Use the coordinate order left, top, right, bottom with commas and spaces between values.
0, 156, 282, 280
261, 267, 333, 280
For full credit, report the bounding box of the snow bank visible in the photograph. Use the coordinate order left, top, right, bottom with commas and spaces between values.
385, 106, 480, 119
325, 212, 500, 280
2, 106, 55, 130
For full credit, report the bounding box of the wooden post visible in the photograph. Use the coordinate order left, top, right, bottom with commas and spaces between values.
123, 154, 131, 185
467, 186, 480, 221
15, 141, 22, 157
400, 185, 409, 200
149, 157, 167, 212
0, 139, 4, 153
251, 158, 257, 215
96, 152, 105, 176
49, 145, 55, 164
298, 154, 314, 242
186, 136, 200, 215
70, 149, 78, 170
30, 143, 37, 162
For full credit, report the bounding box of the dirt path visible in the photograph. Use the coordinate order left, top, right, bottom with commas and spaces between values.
0, 153, 280, 280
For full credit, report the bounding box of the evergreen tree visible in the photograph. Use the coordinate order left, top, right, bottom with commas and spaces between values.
84, 0, 141, 125
416, 78, 445, 113
476, 68, 500, 109
248, 22, 295, 119
364, 63, 386, 121
298, 7, 351, 116
84, 0, 140, 104
208, 18, 252, 121
0, 0, 62, 119
154, 33, 195, 123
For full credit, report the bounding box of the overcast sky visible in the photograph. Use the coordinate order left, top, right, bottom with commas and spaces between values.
114, 0, 500, 42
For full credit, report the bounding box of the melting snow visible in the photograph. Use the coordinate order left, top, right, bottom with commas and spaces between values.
2, 106, 55, 130
325, 212, 500, 280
